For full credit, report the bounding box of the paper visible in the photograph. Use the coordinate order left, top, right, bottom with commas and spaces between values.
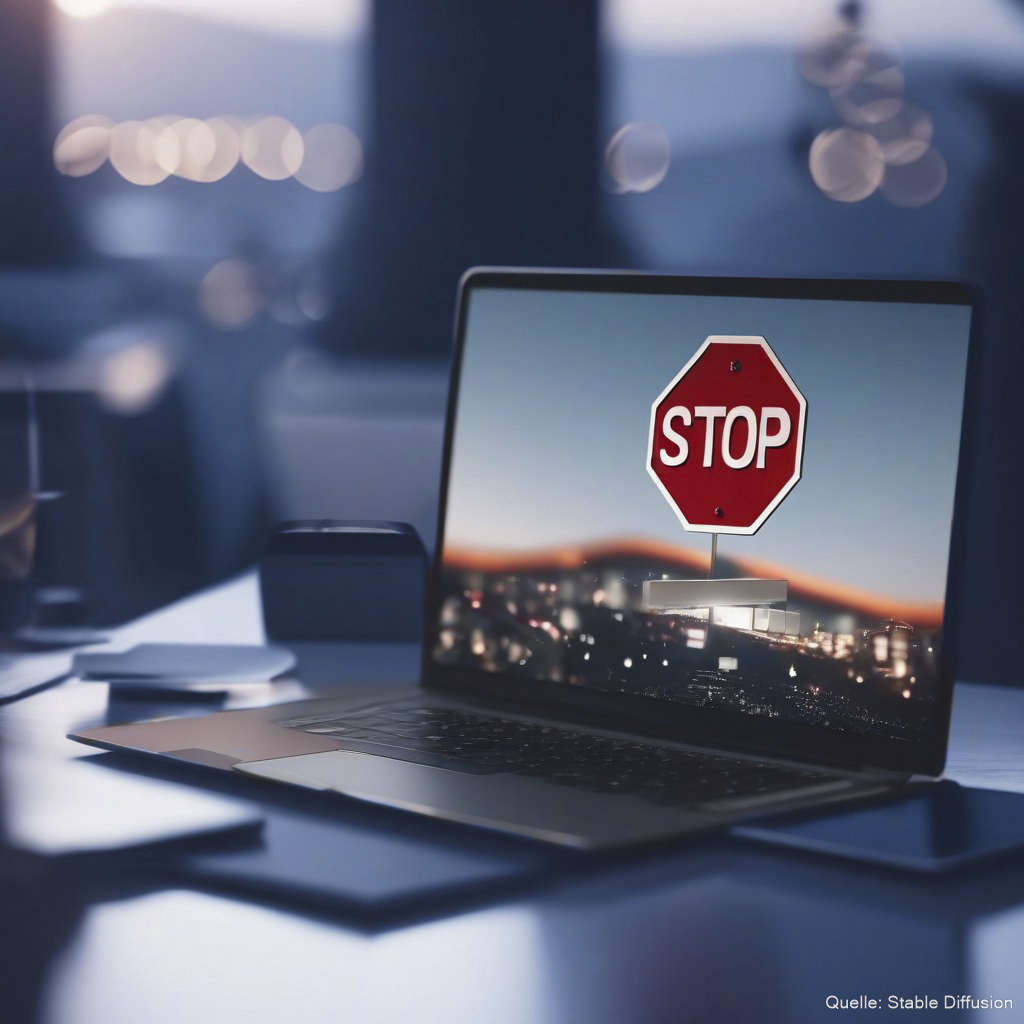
72, 643, 297, 692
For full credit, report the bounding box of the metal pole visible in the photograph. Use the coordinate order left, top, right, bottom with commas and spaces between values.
708, 533, 718, 580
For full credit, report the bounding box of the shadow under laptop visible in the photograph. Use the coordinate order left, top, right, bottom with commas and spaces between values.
77, 746, 779, 935
0, 830, 92, 1024
82, 749, 586, 933
68, 746, 1024, 984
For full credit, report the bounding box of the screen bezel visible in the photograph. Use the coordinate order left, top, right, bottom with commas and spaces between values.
421, 269, 979, 778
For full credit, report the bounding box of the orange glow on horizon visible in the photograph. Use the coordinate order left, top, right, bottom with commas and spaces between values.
442, 537, 943, 629
443, 536, 707, 575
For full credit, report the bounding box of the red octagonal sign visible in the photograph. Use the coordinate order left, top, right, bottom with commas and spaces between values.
647, 335, 807, 535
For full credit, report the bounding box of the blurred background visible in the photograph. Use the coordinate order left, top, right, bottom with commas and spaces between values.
0, 0, 1021, 685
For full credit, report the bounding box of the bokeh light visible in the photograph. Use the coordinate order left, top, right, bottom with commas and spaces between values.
96, 342, 175, 415
54, 114, 349, 188
185, 117, 241, 182
198, 260, 263, 329
798, 14, 946, 207
108, 119, 173, 186
605, 122, 671, 194
53, 115, 113, 177
795, 20, 863, 89
296, 273, 330, 322
868, 105, 933, 166
241, 116, 304, 181
265, 265, 332, 324
152, 117, 183, 175
155, 117, 205, 177
880, 146, 948, 207
53, 0, 109, 17
294, 123, 363, 192
830, 44, 905, 126
808, 127, 885, 203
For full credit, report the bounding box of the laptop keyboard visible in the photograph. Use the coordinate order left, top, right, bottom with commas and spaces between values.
278, 703, 843, 809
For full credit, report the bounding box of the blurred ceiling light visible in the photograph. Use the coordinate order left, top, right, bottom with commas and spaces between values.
605, 122, 671, 194
109, 119, 172, 186
795, 20, 863, 89
268, 266, 330, 324
198, 260, 262, 329
830, 44, 905, 126
152, 117, 184, 175
868, 104, 933, 165
265, 266, 306, 326
241, 117, 304, 181
53, 0, 110, 17
808, 127, 884, 202
96, 342, 174, 415
153, 117, 195, 176
799, 13, 945, 205
186, 117, 242, 183
880, 146, 948, 207
62, 0, 368, 38
53, 115, 113, 177
294, 123, 363, 192
296, 275, 330, 322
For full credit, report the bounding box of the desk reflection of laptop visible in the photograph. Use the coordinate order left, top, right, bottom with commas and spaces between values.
74, 271, 976, 849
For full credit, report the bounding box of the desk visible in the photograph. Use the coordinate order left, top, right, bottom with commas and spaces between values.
2, 576, 1023, 1023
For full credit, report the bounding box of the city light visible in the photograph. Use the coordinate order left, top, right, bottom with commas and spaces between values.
434, 551, 939, 744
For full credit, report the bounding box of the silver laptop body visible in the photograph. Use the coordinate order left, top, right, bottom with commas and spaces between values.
74, 270, 976, 849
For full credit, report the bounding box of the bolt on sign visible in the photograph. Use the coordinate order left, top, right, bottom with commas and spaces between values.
647, 336, 807, 535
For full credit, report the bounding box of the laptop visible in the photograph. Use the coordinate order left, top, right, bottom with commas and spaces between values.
73, 270, 977, 849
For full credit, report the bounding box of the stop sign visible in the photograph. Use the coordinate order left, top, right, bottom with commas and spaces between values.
647, 335, 807, 535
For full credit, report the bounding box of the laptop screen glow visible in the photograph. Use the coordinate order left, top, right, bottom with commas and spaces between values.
431, 280, 973, 748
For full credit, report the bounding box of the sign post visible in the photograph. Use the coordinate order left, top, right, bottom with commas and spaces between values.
645, 335, 806, 613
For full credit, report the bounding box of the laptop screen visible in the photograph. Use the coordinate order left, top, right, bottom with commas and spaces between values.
425, 272, 975, 775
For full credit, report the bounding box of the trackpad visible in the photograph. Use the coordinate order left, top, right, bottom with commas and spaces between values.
235, 750, 694, 847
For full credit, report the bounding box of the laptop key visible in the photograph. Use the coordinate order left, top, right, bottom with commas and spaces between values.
278, 705, 844, 809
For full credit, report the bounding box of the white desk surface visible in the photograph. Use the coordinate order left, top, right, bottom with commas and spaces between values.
1, 574, 1023, 1024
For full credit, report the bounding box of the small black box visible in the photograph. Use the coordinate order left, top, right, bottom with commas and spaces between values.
259, 520, 427, 643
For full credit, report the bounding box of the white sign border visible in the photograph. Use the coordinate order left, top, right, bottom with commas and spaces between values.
646, 335, 808, 536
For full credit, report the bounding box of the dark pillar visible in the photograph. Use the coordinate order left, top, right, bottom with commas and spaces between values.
321, 0, 622, 357
0, 0, 77, 268
954, 78, 1024, 685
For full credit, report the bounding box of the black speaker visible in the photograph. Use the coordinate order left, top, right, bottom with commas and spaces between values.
259, 520, 427, 643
